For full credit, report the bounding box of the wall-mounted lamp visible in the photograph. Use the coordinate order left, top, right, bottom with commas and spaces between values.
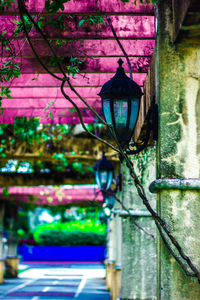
93, 152, 114, 192
98, 59, 158, 154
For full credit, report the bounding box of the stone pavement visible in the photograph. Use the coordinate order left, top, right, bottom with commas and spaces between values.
0, 262, 110, 299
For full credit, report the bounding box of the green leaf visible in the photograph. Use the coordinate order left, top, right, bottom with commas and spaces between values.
2, 188, 9, 196
78, 19, 86, 28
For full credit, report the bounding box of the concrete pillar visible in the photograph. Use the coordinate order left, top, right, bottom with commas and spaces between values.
0, 202, 5, 284
153, 0, 200, 298
106, 218, 115, 291
121, 146, 157, 300
111, 193, 122, 300
109, 207, 122, 299
5, 205, 18, 278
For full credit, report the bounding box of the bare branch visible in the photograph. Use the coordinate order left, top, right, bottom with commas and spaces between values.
60, 81, 121, 153
106, 16, 133, 80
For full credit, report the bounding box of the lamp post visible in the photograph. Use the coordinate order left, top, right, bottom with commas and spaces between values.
98, 58, 143, 150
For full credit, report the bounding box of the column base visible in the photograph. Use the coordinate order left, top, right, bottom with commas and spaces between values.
112, 265, 122, 300
0, 259, 4, 284
5, 256, 19, 278
106, 260, 115, 291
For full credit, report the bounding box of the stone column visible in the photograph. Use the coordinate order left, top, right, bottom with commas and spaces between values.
113, 213, 122, 300
153, 0, 200, 298
0, 202, 5, 283
5, 205, 19, 278
106, 218, 115, 291
111, 194, 122, 300
121, 146, 157, 300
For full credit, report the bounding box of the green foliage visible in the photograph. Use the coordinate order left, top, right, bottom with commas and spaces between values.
43, 16, 65, 30
0, 86, 12, 99
0, 61, 21, 82
0, 0, 16, 10
51, 153, 68, 170
14, 16, 34, 35
67, 57, 83, 77
45, 0, 71, 13
72, 162, 84, 175
48, 57, 65, 67
2, 187, 9, 196
0, 31, 9, 47
37, 230, 106, 246
13, 117, 40, 144
17, 228, 25, 239
33, 219, 106, 245
78, 15, 106, 28
0, 61, 21, 102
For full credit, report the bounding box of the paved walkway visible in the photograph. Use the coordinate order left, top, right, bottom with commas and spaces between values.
0, 262, 110, 299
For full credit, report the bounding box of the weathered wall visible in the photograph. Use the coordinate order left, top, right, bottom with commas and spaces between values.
121, 146, 157, 300
155, 0, 200, 298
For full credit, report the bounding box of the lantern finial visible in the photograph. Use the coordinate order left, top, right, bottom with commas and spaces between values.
118, 58, 123, 69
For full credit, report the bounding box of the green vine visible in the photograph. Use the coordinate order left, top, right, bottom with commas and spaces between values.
78, 15, 106, 28
45, 0, 71, 13
0, 0, 16, 10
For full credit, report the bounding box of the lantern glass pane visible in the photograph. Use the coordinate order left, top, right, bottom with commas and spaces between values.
102, 99, 112, 125
113, 100, 128, 128
100, 170, 108, 189
107, 171, 113, 190
129, 98, 140, 131
94, 171, 102, 190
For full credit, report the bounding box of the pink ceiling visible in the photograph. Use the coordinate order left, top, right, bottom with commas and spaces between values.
0, 0, 155, 124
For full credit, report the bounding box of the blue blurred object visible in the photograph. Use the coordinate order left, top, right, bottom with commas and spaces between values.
18, 245, 106, 262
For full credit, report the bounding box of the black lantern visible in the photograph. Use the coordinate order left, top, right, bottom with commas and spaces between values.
94, 152, 114, 191
98, 58, 143, 149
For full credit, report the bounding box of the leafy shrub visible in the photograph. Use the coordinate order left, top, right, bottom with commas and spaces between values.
33, 220, 106, 246
37, 230, 106, 246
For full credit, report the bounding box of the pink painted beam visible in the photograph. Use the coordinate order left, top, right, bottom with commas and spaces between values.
27, 0, 154, 14
0, 116, 97, 124
7, 82, 143, 99
2, 195, 102, 205
7, 86, 127, 98
1, 16, 154, 39
1, 98, 101, 108
0, 108, 101, 117
0, 186, 103, 206
2, 39, 155, 58
2, 0, 154, 14
0, 106, 102, 117
7, 57, 151, 74
11, 73, 147, 87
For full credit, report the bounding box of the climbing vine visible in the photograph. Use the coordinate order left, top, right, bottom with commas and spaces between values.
2, 0, 200, 286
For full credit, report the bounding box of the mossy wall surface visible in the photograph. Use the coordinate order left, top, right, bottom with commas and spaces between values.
157, 1, 200, 179
122, 146, 157, 210
121, 146, 157, 299
156, 0, 200, 298
159, 190, 200, 300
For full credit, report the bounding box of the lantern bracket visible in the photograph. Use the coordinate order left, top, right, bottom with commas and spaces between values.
126, 104, 158, 155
